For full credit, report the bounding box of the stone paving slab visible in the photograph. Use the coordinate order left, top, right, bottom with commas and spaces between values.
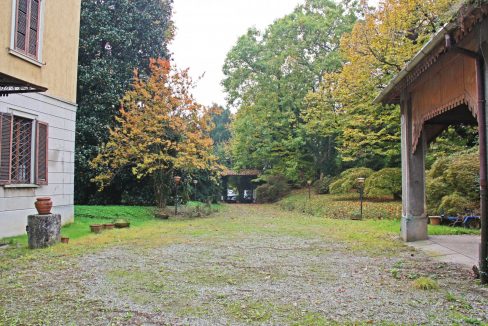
407, 235, 480, 267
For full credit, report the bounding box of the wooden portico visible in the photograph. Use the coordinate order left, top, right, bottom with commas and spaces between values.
376, 2, 488, 283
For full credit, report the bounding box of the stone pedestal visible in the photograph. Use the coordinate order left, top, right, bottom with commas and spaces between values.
27, 214, 61, 249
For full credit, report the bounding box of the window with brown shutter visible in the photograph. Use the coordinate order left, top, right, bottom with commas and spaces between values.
36, 121, 48, 185
0, 113, 48, 186
14, 0, 40, 59
0, 114, 13, 185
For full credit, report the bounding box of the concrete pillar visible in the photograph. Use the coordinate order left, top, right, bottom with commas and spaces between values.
400, 93, 428, 241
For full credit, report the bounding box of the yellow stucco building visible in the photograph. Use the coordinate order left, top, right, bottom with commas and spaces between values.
0, 0, 81, 237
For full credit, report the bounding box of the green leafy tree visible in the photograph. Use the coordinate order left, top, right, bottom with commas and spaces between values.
76, 0, 174, 204
223, 0, 358, 183
329, 167, 373, 194
364, 168, 402, 199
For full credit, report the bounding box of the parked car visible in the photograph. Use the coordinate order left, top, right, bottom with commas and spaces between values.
226, 190, 238, 203
242, 189, 253, 203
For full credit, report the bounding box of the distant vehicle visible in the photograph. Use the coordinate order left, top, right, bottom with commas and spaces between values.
242, 189, 253, 203
226, 189, 238, 203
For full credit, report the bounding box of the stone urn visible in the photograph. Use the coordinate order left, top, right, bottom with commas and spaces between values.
34, 197, 53, 215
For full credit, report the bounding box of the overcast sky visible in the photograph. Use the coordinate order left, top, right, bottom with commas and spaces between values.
169, 0, 378, 107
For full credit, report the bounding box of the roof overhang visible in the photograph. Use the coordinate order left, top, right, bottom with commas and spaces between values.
221, 169, 261, 177
0, 72, 47, 97
373, 23, 455, 105
374, 1, 487, 105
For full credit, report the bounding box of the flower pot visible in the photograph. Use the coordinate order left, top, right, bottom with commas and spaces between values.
34, 197, 53, 215
103, 223, 115, 230
154, 213, 169, 220
60, 237, 69, 244
90, 224, 103, 233
114, 222, 130, 229
429, 216, 441, 225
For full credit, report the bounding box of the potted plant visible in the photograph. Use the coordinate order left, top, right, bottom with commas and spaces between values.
90, 224, 103, 233
429, 216, 441, 225
113, 219, 130, 228
103, 223, 115, 230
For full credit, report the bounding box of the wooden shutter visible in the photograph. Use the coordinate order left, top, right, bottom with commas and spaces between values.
27, 0, 39, 57
0, 114, 13, 185
15, 0, 40, 58
15, 0, 28, 52
35, 121, 48, 185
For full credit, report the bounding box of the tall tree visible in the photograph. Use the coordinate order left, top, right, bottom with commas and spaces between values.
223, 0, 358, 182
91, 59, 218, 208
327, 0, 456, 167
76, 0, 174, 204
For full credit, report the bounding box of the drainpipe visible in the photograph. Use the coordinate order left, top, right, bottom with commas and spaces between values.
476, 55, 488, 284
448, 34, 487, 283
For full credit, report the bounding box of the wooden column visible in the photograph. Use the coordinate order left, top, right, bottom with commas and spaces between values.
400, 91, 428, 241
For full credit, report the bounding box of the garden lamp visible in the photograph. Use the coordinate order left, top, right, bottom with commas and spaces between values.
307, 180, 312, 200
357, 177, 365, 220
193, 179, 198, 201
174, 176, 181, 215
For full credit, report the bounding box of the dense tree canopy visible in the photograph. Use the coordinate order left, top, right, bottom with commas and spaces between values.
223, 0, 358, 183
91, 59, 219, 208
225, 0, 462, 186
76, 0, 174, 204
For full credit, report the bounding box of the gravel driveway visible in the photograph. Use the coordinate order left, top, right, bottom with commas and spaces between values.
1, 204, 487, 325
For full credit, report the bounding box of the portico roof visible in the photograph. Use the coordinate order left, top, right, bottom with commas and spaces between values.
0, 72, 47, 97
375, 1, 488, 105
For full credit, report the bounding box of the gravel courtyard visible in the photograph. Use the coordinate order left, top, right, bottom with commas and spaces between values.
1, 204, 487, 325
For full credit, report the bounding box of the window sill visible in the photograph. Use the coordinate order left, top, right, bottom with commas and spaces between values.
8, 48, 43, 67
4, 184, 40, 189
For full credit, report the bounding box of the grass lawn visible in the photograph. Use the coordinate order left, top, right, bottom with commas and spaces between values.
0, 203, 486, 325
279, 190, 481, 236
1, 202, 221, 246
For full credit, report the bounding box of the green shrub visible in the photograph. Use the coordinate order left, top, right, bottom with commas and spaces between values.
426, 150, 479, 214
438, 193, 473, 216
365, 168, 402, 199
256, 175, 290, 203
313, 176, 336, 194
329, 168, 373, 194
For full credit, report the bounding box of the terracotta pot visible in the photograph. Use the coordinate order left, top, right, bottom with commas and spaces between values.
34, 197, 53, 215
60, 237, 69, 244
90, 224, 103, 233
114, 222, 130, 229
103, 223, 115, 230
429, 216, 441, 225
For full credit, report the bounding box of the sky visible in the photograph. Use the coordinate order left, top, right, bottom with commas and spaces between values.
169, 0, 379, 108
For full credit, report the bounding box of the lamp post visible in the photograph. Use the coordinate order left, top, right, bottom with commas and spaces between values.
193, 179, 198, 201
307, 180, 312, 200
174, 176, 181, 215
357, 177, 365, 220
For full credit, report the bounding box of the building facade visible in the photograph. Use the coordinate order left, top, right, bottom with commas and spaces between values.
0, 0, 81, 238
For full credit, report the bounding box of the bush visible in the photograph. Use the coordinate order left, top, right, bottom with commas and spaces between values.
426, 150, 479, 214
329, 168, 374, 194
313, 176, 336, 194
365, 168, 402, 199
438, 193, 473, 216
256, 175, 290, 203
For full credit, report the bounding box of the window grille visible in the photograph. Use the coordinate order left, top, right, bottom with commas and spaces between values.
0, 113, 48, 185
11, 116, 32, 184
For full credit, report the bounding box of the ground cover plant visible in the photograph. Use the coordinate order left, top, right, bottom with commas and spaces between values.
279, 190, 480, 236
1, 204, 486, 325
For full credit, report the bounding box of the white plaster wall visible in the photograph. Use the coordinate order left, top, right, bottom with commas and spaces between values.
0, 92, 76, 238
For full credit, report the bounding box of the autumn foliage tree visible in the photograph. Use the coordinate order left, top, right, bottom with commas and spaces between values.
91, 59, 219, 208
